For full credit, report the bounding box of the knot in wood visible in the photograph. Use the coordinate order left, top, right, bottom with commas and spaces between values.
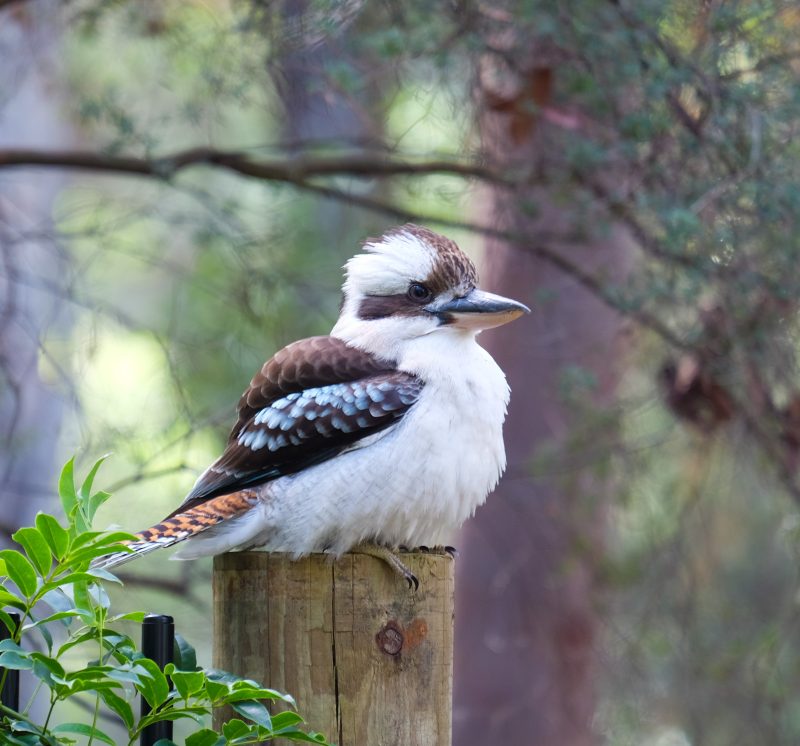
376, 621, 404, 656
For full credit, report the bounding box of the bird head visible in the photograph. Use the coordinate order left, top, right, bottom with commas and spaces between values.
332, 224, 530, 360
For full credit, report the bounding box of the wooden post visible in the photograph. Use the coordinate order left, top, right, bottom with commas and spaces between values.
213, 551, 454, 746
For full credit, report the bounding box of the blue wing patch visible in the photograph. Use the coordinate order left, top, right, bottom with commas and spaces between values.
175, 372, 424, 510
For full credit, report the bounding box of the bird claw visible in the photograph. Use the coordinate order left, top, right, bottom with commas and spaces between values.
417, 544, 457, 557
352, 542, 419, 591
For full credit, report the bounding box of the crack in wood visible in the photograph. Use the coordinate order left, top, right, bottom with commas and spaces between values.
330, 562, 343, 746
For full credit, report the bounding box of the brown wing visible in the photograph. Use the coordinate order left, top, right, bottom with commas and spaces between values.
230, 336, 394, 439
167, 337, 422, 516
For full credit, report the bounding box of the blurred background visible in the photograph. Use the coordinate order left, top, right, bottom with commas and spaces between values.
3, 1, 800, 744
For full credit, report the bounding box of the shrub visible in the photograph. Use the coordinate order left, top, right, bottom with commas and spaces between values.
0, 457, 331, 746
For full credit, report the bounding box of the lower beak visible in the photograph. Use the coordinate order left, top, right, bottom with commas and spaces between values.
431, 288, 531, 331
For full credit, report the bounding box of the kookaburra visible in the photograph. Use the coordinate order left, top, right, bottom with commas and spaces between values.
96, 225, 529, 587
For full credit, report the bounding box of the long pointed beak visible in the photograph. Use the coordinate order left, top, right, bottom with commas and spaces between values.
431, 288, 531, 331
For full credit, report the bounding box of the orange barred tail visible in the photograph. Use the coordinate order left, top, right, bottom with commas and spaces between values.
91, 490, 259, 570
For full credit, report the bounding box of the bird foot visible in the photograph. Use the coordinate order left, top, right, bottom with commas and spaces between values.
417, 544, 458, 558
352, 542, 419, 591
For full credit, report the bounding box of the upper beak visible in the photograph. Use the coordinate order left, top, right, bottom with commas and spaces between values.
431, 288, 531, 331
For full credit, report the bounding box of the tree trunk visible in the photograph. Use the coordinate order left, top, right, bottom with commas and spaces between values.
453, 58, 631, 746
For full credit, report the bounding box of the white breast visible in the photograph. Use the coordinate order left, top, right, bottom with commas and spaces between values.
175, 332, 510, 559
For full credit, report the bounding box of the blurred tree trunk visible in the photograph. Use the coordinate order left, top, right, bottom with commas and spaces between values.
269, 0, 384, 257
453, 54, 632, 745
272, 2, 381, 151
0, 2, 73, 724
0, 5, 73, 542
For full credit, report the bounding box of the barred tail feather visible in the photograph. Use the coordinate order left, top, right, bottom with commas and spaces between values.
91, 490, 259, 570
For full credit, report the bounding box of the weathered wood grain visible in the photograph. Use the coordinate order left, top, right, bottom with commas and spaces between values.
213, 551, 454, 746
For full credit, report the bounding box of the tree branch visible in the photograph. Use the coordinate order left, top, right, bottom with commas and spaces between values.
0, 146, 691, 351
0, 147, 507, 185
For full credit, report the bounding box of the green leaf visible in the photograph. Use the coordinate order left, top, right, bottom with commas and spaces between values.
51, 723, 115, 745
88, 582, 111, 611
271, 711, 305, 729
99, 687, 135, 729
29, 652, 65, 687
5, 722, 49, 746
174, 632, 198, 671
56, 628, 97, 657
55, 577, 94, 623
0, 609, 18, 636
222, 718, 252, 739
3, 735, 35, 746
78, 454, 109, 503
0, 650, 33, 670
68, 531, 108, 552
29, 652, 65, 677
58, 458, 78, 522
78, 455, 111, 527
66, 664, 115, 681
170, 669, 205, 699
227, 680, 294, 705
35, 513, 70, 561
24, 610, 81, 629
0, 550, 39, 597
135, 657, 170, 708
230, 699, 272, 729
29, 613, 53, 650
65, 531, 137, 564
50, 572, 111, 592
88, 490, 112, 524
84, 568, 122, 587
41, 587, 72, 611
12, 527, 52, 576
106, 666, 145, 686
143, 707, 207, 725
204, 678, 229, 702
66, 542, 134, 568
8, 720, 40, 734
278, 731, 331, 744
185, 730, 224, 746
108, 610, 146, 623
58, 629, 136, 661
62, 679, 122, 696
0, 587, 26, 610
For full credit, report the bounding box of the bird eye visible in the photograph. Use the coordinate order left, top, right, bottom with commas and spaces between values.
407, 283, 432, 303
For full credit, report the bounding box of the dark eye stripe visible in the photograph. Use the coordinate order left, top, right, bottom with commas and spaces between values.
357, 294, 421, 320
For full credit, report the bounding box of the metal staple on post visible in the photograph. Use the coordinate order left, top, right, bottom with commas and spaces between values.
0, 611, 20, 712
140, 613, 174, 746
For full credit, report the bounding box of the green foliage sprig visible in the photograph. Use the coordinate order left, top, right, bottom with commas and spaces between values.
0, 457, 331, 746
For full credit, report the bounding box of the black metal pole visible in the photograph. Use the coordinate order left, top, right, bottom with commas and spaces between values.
0, 612, 20, 712
140, 614, 174, 746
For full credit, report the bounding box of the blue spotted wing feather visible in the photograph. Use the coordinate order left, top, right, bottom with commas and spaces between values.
230, 336, 393, 439
167, 338, 422, 516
